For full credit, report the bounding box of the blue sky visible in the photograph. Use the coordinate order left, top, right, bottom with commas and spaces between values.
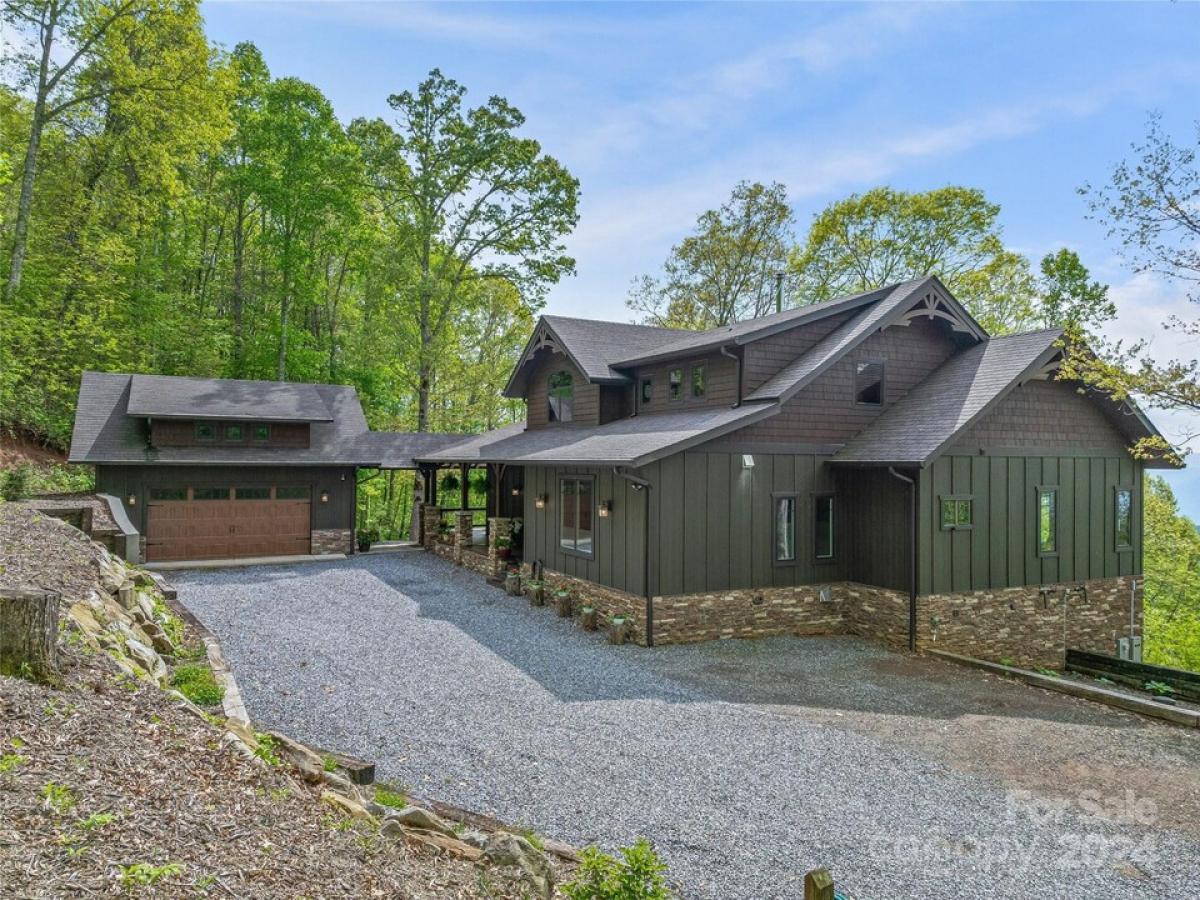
203, 1, 1200, 511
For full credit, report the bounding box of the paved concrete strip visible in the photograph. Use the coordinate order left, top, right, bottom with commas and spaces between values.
928, 649, 1200, 728
146, 553, 345, 571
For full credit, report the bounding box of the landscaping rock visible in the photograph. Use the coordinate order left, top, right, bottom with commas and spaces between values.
264, 729, 326, 783
482, 832, 553, 899
125, 637, 167, 685
134, 591, 157, 624
383, 805, 457, 838
321, 789, 374, 822
142, 621, 176, 657
459, 828, 490, 849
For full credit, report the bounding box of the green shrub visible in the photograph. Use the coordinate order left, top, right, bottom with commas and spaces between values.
562, 838, 672, 900
374, 783, 407, 809
120, 862, 183, 886
1144, 680, 1176, 697
170, 665, 225, 707
1, 464, 33, 501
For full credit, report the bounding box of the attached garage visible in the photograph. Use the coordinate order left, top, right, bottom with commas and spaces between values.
145, 485, 312, 562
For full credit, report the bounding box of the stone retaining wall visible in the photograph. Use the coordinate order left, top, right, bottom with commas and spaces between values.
520, 563, 649, 643
311, 529, 352, 555
650, 584, 848, 645
917, 576, 1140, 669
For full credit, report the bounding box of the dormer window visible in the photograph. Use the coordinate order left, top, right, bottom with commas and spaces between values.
253, 424, 271, 441
669, 368, 683, 400
194, 422, 216, 441
855, 359, 884, 406
548, 371, 574, 422
225, 423, 244, 441
641, 378, 652, 405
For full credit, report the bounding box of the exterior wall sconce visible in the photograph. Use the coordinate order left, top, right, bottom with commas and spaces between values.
511, 487, 522, 496
598, 500, 612, 518
742, 454, 755, 469
534, 494, 547, 510
126, 494, 137, 506
319, 491, 330, 503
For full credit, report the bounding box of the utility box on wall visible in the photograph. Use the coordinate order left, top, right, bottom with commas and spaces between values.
1117, 636, 1143, 663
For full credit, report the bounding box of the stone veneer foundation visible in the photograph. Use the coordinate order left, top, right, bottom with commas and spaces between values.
311, 528, 352, 555
421, 508, 1140, 665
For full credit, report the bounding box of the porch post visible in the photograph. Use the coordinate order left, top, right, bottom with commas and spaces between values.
453, 509, 474, 564
421, 504, 442, 551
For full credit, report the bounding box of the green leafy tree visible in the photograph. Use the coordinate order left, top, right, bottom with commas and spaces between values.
1142, 476, 1200, 671
627, 181, 794, 330
352, 69, 579, 430
790, 186, 1039, 333
1035, 248, 1115, 332
1063, 117, 1200, 459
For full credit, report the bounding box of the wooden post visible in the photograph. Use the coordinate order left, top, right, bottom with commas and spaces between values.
0, 586, 61, 682
804, 868, 834, 900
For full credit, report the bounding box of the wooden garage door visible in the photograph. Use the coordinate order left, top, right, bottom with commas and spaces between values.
146, 486, 311, 562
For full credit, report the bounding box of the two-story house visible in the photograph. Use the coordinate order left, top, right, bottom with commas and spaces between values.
418, 276, 1178, 666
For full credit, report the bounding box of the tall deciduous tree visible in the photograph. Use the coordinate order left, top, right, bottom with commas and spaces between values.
627, 181, 794, 329
1035, 248, 1114, 332
353, 69, 579, 430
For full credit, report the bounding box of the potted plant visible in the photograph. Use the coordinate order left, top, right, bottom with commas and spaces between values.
608, 615, 629, 645
580, 604, 597, 631
504, 567, 522, 596
440, 472, 460, 495
525, 578, 545, 606
495, 535, 512, 560
356, 527, 380, 553
554, 588, 572, 618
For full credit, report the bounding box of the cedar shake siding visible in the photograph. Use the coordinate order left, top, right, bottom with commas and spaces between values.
150, 420, 310, 448
523, 352, 599, 428
634, 353, 738, 410
948, 379, 1131, 454
740, 310, 855, 394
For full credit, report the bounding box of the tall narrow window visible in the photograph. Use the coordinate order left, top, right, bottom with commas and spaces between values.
547, 371, 574, 422
1038, 487, 1057, 555
669, 368, 683, 400
1115, 487, 1133, 550
814, 495, 835, 560
641, 378, 653, 405
774, 495, 796, 562
855, 359, 884, 405
691, 365, 706, 398
559, 477, 595, 557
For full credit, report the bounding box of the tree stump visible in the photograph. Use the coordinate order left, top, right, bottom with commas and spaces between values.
554, 591, 572, 618
0, 586, 61, 682
607, 617, 629, 645
803, 868, 834, 900
580, 606, 597, 631
504, 572, 522, 596
526, 582, 545, 606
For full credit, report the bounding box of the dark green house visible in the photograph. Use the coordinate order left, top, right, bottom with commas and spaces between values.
419, 276, 1177, 666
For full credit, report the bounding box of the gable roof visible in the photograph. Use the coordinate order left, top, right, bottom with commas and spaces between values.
415, 402, 778, 468
127, 374, 333, 422
831, 329, 1176, 468
503, 316, 687, 397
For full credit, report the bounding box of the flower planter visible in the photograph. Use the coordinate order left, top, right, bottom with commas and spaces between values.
580, 605, 597, 631
608, 616, 629, 645
554, 589, 572, 618
504, 571, 522, 596
526, 581, 545, 606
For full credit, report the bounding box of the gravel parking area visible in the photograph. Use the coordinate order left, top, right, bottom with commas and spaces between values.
175, 551, 1200, 899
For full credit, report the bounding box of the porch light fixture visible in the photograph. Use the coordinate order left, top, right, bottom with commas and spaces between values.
742, 454, 755, 469
126, 494, 137, 506
319, 490, 330, 504
534, 494, 547, 510
598, 500, 612, 518
511, 486, 521, 496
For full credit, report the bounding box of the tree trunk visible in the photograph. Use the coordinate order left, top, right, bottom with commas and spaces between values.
231, 196, 246, 375
5, 7, 58, 303
0, 587, 60, 682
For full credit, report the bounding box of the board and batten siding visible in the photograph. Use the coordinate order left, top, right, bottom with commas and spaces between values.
917, 454, 1143, 596
645, 451, 844, 597
522, 465, 648, 595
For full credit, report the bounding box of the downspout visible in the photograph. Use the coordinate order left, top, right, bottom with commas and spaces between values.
719, 345, 742, 408
888, 467, 918, 652
614, 466, 654, 647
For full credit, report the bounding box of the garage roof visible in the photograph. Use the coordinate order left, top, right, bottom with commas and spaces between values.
127, 374, 333, 422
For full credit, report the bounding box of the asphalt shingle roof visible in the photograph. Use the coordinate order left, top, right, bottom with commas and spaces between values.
831, 329, 1065, 466
415, 402, 778, 467
126, 374, 333, 421
746, 278, 932, 402
538, 316, 688, 382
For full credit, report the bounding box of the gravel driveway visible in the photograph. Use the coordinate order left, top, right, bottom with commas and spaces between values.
174, 551, 1200, 899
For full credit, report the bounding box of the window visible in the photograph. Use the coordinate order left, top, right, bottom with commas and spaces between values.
774, 495, 796, 562
641, 378, 653, 405
855, 358, 884, 405
149, 487, 186, 501
940, 496, 973, 530
193, 487, 230, 501
547, 371, 574, 422
235, 487, 270, 500
691, 365, 706, 398
252, 424, 271, 441
1115, 487, 1133, 550
276, 485, 310, 500
669, 368, 683, 400
1037, 487, 1057, 555
814, 494, 835, 560
559, 477, 594, 556
225, 423, 244, 441
194, 422, 216, 441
